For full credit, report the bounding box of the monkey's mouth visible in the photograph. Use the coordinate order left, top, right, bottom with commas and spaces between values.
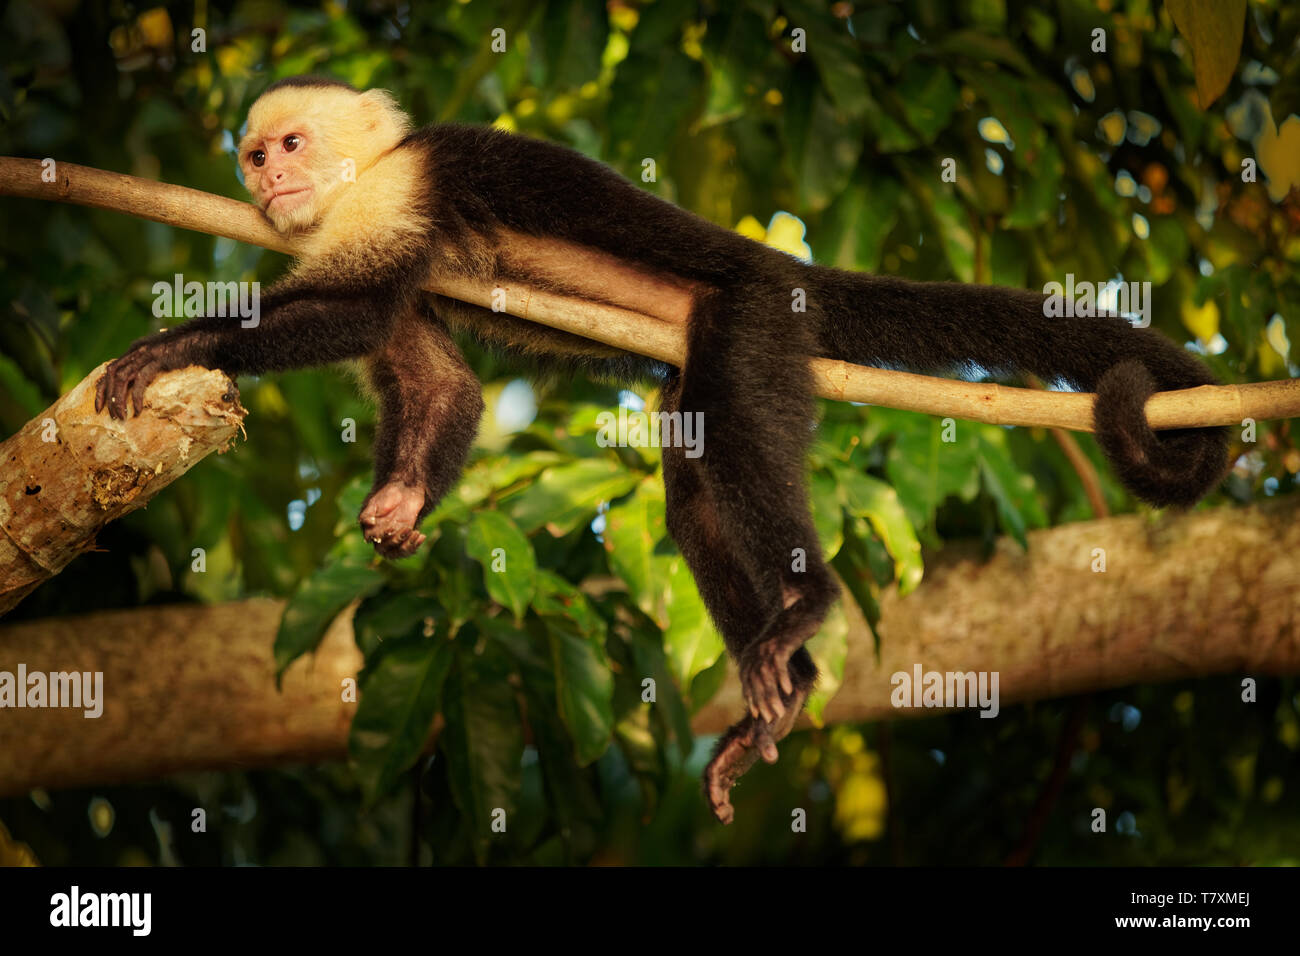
266, 187, 311, 209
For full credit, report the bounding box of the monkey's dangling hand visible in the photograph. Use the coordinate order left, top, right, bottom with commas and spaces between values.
95, 330, 200, 419
358, 481, 427, 558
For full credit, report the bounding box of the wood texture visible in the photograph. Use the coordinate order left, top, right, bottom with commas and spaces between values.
0, 364, 245, 614
3, 498, 1296, 796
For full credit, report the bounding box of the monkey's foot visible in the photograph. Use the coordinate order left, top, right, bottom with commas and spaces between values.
359, 481, 426, 558
704, 699, 805, 824
739, 637, 801, 724
703, 718, 769, 825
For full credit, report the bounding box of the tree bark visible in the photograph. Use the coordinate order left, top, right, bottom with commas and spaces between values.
2, 498, 1295, 797
0, 365, 245, 615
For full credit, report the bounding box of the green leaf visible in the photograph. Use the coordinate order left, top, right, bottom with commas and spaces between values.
440, 646, 525, 864
805, 598, 849, 724
935, 30, 1033, 74
698, 5, 773, 129
536, 0, 608, 90
455, 452, 566, 506
1004, 140, 1062, 230
602, 476, 669, 625
784, 65, 867, 213
781, 0, 871, 118
663, 555, 724, 688
833, 466, 924, 594
508, 457, 640, 535
353, 589, 442, 662
1167, 0, 1247, 109
884, 414, 981, 532
466, 509, 536, 621
990, 230, 1029, 288
906, 172, 976, 281
350, 637, 454, 805
955, 67, 1046, 169
533, 569, 606, 636
1143, 215, 1191, 285
810, 469, 845, 560
812, 176, 902, 272
544, 614, 615, 765
0, 351, 45, 419
831, 522, 883, 646
892, 61, 959, 144
607, 0, 701, 165
628, 625, 694, 756
275, 557, 385, 677
688, 652, 730, 710
335, 476, 371, 532
492, 615, 603, 849
975, 427, 1047, 549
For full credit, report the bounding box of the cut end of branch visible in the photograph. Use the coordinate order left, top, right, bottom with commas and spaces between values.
0, 365, 246, 615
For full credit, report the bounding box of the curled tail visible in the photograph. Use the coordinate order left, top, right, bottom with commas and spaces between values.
812, 269, 1229, 508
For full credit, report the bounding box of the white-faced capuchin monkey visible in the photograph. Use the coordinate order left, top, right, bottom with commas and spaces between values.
96, 76, 1229, 824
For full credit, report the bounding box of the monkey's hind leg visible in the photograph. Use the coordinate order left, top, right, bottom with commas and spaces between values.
678, 283, 839, 728
359, 309, 484, 558
661, 373, 820, 823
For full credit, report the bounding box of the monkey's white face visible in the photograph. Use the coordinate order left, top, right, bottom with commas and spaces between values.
240, 123, 338, 233
239, 85, 413, 234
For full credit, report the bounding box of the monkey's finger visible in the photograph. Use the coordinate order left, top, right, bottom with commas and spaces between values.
99, 365, 124, 418
754, 723, 779, 764
714, 801, 734, 826
767, 690, 785, 722
113, 374, 135, 420
779, 665, 794, 698
761, 664, 786, 720
108, 360, 141, 420
705, 773, 736, 825
764, 686, 785, 723
130, 361, 162, 416
105, 370, 129, 420
381, 529, 423, 558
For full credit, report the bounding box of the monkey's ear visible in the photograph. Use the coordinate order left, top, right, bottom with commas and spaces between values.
357, 89, 412, 136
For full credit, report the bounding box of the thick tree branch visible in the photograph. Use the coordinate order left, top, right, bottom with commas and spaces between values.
1, 497, 1296, 796
3, 156, 1298, 430
0, 365, 245, 615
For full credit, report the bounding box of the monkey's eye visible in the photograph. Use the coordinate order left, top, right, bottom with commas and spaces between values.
283, 134, 301, 152
250, 150, 266, 168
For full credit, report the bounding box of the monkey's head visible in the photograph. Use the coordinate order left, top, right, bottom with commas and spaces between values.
238, 77, 411, 234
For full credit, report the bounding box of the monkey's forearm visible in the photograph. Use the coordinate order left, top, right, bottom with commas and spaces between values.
187, 294, 403, 374
96, 288, 410, 417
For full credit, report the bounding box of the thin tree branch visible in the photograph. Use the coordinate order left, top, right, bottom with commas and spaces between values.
2, 156, 1297, 431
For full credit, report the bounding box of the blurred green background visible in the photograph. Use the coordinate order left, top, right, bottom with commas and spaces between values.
1, 0, 1298, 865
